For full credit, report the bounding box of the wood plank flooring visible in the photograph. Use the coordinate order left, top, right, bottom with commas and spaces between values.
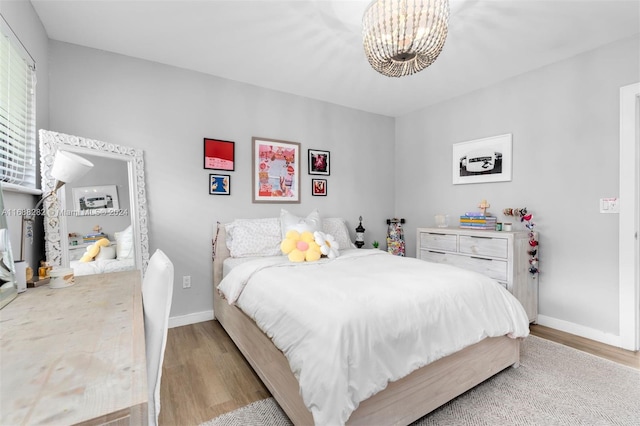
158, 321, 639, 426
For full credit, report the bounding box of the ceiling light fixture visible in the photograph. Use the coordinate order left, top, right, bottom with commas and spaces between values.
362, 0, 449, 77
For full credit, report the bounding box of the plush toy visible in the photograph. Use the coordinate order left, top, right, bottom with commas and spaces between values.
79, 238, 110, 262
280, 230, 321, 262
314, 231, 340, 259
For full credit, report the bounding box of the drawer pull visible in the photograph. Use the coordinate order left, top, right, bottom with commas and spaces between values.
428, 250, 446, 255
427, 233, 447, 236
470, 256, 492, 261
469, 236, 492, 239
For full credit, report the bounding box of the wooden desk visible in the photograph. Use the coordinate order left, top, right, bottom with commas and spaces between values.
1, 270, 148, 425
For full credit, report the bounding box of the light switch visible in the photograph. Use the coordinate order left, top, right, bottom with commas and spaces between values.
600, 197, 620, 214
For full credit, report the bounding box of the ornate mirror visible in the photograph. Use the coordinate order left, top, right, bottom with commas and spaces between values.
39, 130, 149, 274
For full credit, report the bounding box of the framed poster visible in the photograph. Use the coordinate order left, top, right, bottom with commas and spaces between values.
252, 137, 300, 203
204, 138, 235, 171
308, 149, 330, 175
452, 134, 512, 185
209, 174, 230, 195
71, 185, 120, 215
312, 178, 327, 196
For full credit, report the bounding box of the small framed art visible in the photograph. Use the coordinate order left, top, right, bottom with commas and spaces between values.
308, 149, 330, 175
204, 138, 235, 171
210, 174, 230, 195
452, 134, 512, 185
252, 137, 300, 203
312, 179, 327, 196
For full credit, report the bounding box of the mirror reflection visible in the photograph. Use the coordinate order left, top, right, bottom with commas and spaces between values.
62, 154, 135, 276
39, 130, 149, 276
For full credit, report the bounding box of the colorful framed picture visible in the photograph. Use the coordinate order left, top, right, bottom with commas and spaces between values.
308, 149, 330, 175
209, 174, 230, 195
312, 178, 327, 196
452, 134, 513, 185
252, 137, 300, 203
204, 138, 235, 171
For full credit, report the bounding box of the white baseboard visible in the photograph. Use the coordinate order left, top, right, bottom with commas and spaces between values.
168, 310, 214, 329
536, 314, 622, 348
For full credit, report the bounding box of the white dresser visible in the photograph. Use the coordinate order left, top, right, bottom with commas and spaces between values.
417, 227, 538, 323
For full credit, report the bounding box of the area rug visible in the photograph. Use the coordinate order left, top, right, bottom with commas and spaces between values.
200, 336, 640, 426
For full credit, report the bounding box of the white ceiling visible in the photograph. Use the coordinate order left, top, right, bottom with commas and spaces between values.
30, 0, 640, 117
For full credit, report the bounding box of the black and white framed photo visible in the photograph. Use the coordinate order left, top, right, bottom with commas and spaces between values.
452, 134, 512, 185
312, 178, 327, 196
210, 174, 230, 195
308, 149, 330, 176
72, 185, 120, 214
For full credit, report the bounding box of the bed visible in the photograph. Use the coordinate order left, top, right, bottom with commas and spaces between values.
213, 216, 529, 425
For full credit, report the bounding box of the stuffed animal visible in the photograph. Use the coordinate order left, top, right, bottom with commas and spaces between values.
280, 230, 321, 262
79, 237, 110, 262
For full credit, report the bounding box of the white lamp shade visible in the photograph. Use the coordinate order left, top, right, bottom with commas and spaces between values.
50, 151, 94, 184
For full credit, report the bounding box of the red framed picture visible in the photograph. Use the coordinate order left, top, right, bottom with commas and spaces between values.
312, 178, 327, 196
204, 138, 235, 171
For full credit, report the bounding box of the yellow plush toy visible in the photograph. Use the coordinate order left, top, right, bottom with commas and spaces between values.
280, 230, 321, 262
79, 238, 110, 262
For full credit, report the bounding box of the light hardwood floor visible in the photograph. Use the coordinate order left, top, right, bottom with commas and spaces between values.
158, 321, 639, 426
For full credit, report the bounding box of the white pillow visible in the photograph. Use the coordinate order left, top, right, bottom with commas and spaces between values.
280, 209, 322, 239
323, 218, 356, 249
225, 218, 281, 258
114, 225, 134, 260
95, 245, 117, 260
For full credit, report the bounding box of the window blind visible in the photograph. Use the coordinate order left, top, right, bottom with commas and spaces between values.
0, 17, 36, 190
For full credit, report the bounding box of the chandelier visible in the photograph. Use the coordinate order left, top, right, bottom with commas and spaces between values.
362, 0, 449, 77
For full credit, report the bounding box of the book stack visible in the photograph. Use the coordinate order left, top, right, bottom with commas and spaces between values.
83, 232, 107, 243
459, 213, 497, 230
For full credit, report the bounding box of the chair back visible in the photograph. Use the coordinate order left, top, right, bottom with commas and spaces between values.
142, 249, 174, 426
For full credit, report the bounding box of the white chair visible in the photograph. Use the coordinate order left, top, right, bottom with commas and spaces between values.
142, 249, 174, 426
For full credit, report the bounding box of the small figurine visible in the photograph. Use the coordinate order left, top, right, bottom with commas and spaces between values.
478, 199, 490, 216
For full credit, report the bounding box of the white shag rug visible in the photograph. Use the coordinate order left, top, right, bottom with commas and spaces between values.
200, 336, 640, 426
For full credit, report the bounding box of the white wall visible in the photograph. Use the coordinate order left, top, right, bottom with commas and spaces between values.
0, 1, 49, 269
395, 35, 640, 340
47, 41, 395, 319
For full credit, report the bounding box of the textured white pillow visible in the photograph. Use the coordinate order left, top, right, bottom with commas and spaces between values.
323, 218, 356, 249
114, 225, 134, 260
225, 218, 281, 258
280, 209, 322, 239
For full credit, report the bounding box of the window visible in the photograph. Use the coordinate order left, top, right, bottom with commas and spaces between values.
0, 16, 36, 190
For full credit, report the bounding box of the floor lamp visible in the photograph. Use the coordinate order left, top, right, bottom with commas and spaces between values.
20, 150, 94, 262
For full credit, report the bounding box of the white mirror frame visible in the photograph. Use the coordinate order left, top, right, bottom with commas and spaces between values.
39, 130, 150, 272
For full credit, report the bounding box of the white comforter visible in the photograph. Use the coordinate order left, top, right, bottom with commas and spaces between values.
218, 249, 530, 426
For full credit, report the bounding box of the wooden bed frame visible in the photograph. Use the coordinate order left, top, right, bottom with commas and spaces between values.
213, 225, 521, 425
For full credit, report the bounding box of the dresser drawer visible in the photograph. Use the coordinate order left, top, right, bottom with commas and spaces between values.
419, 249, 457, 264
459, 235, 508, 258
449, 255, 508, 281
419, 232, 457, 252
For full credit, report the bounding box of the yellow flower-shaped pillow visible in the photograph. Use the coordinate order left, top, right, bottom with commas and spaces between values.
280, 230, 321, 262
314, 231, 340, 259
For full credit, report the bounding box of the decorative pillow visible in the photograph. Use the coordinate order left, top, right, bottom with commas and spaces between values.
322, 218, 356, 249
115, 225, 134, 260
280, 230, 321, 262
314, 231, 340, 259
95, 245, 117, 260
280, 209, 322, 240
79, 238, 110, 262
225, 218, 281, 258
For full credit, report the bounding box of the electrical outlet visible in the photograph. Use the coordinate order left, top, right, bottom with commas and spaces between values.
182, 275, 191, 289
